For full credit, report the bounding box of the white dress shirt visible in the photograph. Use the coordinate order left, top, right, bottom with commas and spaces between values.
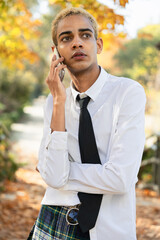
37, 67, 146, 240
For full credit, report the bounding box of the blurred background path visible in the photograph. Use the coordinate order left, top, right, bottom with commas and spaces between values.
10, 96, 45, 169
0, 97, 160, 239
0, 97, 47, 240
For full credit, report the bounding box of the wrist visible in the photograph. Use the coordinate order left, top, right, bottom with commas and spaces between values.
53, 97, 66, 106
51, 99, 66, 132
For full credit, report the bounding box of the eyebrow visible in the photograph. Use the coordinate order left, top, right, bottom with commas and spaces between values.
58, 28, 93, 39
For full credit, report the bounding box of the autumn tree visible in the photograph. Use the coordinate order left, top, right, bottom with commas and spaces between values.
0, 0, 43, 129
0, 0, 43, 182
0, 0, 41, 69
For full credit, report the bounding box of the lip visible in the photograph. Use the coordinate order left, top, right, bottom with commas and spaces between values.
71, 51, 87, 60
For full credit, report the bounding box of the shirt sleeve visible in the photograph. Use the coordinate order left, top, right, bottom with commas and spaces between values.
37, 94, 70, 188
60, 84, 146, 195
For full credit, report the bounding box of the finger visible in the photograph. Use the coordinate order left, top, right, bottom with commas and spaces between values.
47, 63, 66, 84
52, 56, 64, 65
50, 56, 64, 74
45, 75, 50, 85
51, 55, 56, 61
49, 55, 56, 74
50, 55, 64, 69
56, 63, 66, 71
54, 64, 66, 77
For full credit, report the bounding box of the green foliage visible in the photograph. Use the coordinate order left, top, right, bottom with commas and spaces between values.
0, 67, 37, 128
138, 24, 160, 41
138, 147, 155, 182
139, 136, 159, 183
114, 24, 160, 86
0, 123, 20, 182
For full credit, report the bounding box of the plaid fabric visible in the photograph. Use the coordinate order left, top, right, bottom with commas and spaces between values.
27, 205, 90, 240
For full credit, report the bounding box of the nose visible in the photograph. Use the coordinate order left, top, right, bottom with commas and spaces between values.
71, 36, 83, 49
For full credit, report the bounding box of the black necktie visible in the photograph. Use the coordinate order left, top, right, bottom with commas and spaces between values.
77, 95, 103, 233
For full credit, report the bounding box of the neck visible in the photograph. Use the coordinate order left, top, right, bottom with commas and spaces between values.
69, 65, 100, 93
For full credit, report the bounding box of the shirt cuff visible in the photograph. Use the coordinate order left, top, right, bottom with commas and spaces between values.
46, 131, 68, 150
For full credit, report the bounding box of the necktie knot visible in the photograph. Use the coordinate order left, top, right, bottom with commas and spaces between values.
77, 95, 90, 109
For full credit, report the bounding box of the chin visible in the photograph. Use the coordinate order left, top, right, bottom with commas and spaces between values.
68, 63, 93, 75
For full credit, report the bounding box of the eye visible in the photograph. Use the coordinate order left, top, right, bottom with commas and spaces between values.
61, 36, 71, 42
82, 33, 91, 38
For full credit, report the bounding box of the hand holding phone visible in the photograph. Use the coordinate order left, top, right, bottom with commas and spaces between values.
52, 46, 65, 81
46, 47, 66, 100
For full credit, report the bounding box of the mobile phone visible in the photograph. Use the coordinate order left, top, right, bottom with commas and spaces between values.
54, 47, 65, 81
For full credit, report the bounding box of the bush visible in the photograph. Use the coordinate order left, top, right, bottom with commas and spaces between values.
0, 67, 37, 129
0, 123, 20, 182
138, 135, 159, 183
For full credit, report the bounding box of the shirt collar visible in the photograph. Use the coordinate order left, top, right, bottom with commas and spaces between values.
70, 67, 108, 103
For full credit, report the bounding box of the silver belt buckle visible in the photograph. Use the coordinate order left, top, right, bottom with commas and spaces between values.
66, 204, 80, 225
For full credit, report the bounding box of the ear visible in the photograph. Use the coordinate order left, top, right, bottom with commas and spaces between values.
96, 38, 103, 54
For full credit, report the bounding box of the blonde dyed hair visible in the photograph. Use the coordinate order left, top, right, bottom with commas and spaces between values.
52, 7, 98, 46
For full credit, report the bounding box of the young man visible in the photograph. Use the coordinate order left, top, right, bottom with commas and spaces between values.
28, 7, 146, 240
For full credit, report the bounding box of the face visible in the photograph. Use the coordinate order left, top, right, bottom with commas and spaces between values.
56, 15, 103, 74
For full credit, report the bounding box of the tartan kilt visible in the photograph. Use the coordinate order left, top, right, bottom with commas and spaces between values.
27, 205, 90, 240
